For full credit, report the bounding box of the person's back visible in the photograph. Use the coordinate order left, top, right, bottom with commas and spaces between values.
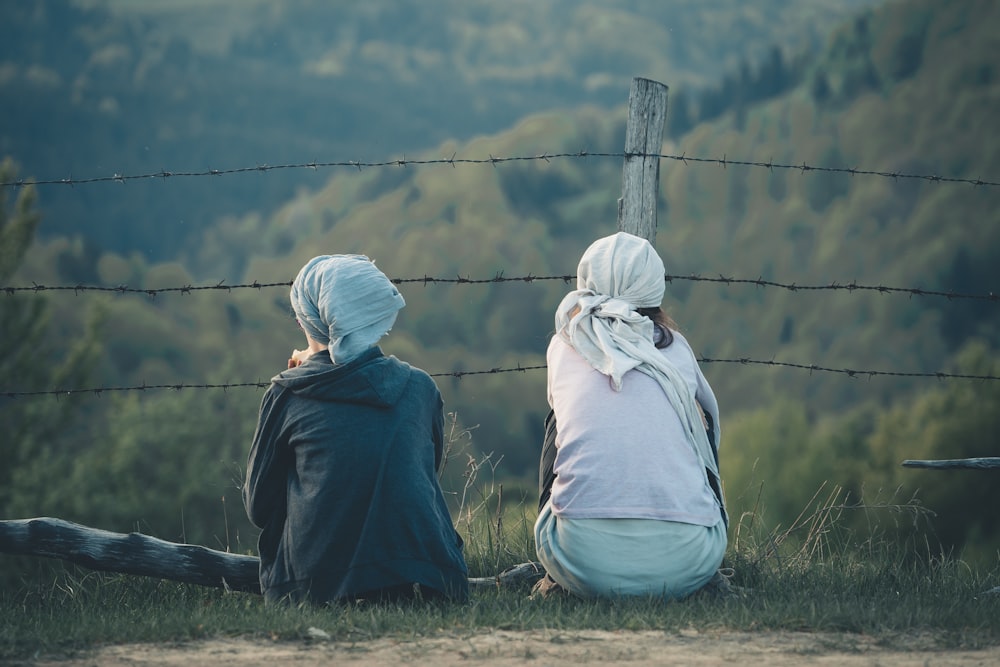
547, 331, 719, 525
534, 232, 727, 599
244, 254, 469, 605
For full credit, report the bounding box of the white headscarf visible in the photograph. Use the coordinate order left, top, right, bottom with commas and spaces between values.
290, 254, 405, 363
555, 232, 721, 494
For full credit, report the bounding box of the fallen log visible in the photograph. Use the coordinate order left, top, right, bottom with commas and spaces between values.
0, 517, 261, 593
901, 457, 1000, 470
0, 517, 543, 593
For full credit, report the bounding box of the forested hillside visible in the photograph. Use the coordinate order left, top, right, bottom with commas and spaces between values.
1, 0, 877, 257
2, 0, 999, 570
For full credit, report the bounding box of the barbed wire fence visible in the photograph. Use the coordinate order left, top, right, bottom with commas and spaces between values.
3, 272, 998, 302
4, 265, 999, 396
2, 151, 998, 189
5, 361, 1000, 401
2, 81, 998, 398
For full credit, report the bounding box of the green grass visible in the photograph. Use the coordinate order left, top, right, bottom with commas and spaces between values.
2, 453, 998, 661
3, 496, 999, 662
1, 554, 997, 662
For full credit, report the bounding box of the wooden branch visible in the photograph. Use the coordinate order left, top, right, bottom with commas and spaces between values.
618, 77, 668, 244
0, 517, 261, 593
0, 517, 544, 593
468, 561, 544, 590
901, 457, 1000, 470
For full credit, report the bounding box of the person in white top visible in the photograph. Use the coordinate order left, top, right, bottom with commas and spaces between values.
533, 232, 728, 599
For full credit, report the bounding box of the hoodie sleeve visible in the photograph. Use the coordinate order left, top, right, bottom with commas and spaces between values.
243, 385, 291, 529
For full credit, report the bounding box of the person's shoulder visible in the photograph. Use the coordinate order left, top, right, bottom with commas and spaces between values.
664, 329, 699, 359
670, 329, 693, 347
546, 332, 572, 356
384, 355, 438, 389
263, 380, 288, 399
257, 381, 290, 412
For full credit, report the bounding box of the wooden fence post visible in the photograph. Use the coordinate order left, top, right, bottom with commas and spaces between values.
618, 77, 669, 244
901, 457, 1000, 470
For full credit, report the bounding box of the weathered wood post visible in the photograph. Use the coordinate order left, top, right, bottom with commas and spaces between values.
901, 457, 1000, 470
618, 77, 669, 244
0, 517, 261, 593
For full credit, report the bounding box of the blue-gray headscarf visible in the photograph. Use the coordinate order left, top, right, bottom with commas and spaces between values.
290, 254, 405, 363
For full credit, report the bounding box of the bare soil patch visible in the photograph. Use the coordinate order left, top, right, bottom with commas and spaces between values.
23, 630, 1000, 666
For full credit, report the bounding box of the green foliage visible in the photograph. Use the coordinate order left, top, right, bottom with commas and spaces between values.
722, 399, 822, 527
667, 0, 999, 556
663, 0, 1000, 419
723, 340, 1000, 565
0, 0, 880, 258
0, 160, 45, 514
0, 166, 40, 281
0, 161, 101, 530
56, 382, 258, 550
864, 341, 1000, 561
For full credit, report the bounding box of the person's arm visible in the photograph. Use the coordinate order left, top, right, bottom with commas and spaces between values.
432, 392, 445, 474
695, 367, 720, 450
243, 386, 290, 529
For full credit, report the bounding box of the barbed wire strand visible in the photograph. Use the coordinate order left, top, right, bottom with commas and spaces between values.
4, 273, 997, 303
696, 358, 1000, 381
1, 151, 997, 189
4, 360, 998, 399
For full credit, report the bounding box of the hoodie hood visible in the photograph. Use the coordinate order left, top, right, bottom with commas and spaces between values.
270, 347, 409, 408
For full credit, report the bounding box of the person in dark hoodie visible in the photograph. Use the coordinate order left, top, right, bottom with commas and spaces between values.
243, 254, 469, 605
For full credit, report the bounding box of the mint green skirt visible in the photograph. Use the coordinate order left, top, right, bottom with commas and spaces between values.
534, 501, 726, 599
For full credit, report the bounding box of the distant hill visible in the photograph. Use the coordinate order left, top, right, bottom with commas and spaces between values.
212, 0, 1000, 465
15, 0, 996, 474
1, 0, 880, 258
660, 0, 1000, 411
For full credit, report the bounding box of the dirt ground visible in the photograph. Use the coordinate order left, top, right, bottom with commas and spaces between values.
23, 630, 1000, 666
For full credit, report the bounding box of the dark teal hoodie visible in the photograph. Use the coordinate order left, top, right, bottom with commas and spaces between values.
243, 346, 469, 604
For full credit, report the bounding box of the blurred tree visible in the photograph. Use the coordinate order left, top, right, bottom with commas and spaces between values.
810, 68, 832, 103
721, 398, 821, 529
722, 341, 1000, 561
666, 88, 694, 138
806, 146, 851, 212
865, 340, 1000, 562
756, 46, 789, 98
0, 159, 102, 590
56, 369, 260, 550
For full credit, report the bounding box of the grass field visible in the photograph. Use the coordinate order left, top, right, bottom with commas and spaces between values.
3, 486, 998, 662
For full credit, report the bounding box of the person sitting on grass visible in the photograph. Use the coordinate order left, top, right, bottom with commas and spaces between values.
533, 232, 728, 599
243, 254, 469, 605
